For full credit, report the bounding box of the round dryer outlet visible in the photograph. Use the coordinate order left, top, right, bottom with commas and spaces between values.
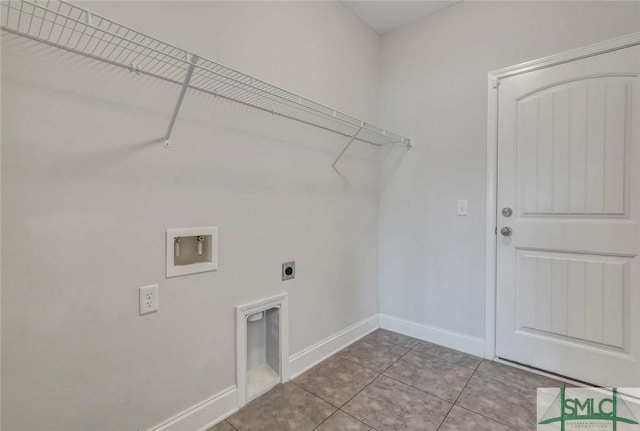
282, 261, 295, 281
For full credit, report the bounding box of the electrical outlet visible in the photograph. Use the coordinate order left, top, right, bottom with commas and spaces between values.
282, 261, 295, 281
139, 284, 159, 315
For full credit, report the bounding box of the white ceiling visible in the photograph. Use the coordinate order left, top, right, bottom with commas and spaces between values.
344, 1, 460, 35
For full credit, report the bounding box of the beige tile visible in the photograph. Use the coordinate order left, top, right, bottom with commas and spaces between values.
384, 350, 474, 402
315, 411, 374, 431
457, 372, 537, 430
206, 420, 235, 431
363, 329, 419, 348
343, 375, 451, 431
412, 341, 481, 369
338, 338, 408, 372
227, 383, 335, 431
439, 406, 515, 431
476, 360, 565, 389
293, 356, 378, 407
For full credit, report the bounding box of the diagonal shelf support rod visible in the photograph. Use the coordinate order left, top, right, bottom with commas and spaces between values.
0, 0, 411, 150
332, 126, 363, 171
164, 54, 198, 147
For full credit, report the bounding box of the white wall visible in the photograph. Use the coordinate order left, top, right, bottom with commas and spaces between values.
1, 2, 381, 430
5, 1, 640, 429
379, 2, 640, 339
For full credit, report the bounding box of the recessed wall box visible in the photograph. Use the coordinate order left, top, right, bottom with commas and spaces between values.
236, 294, 289, 407
166, 227, 218, 277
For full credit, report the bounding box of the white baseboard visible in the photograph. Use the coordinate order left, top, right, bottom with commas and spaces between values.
288, 314, 379, 379
147, 314, 484, 431
379, 314, 485, 358
148, 313, 379, 431
149, 386, 238, 431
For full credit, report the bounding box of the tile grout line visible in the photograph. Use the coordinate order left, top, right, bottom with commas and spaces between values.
309, 409, 340, 431
476, 360, 568, 393
287, 381, 344, 431
232, 379, 338, 431
289, 379, 343, 409
335, 341, 414, 374
335, 353, 387, 374
338, 409, 381, 431
335, 373, 387, 431
324, 331, 423, 431
341, 351, 522, 431
334, 336, 440, 430
381, 336, 523, 431
335, 373, 383, 425
225, 419, 239, 431
380, 372, 457, 406
375, 342, 482, 405
309, 359, 519, 431
289, 378, 381, 431
408, 344, 483, 371
289, 379, 338, 410
370, 338, 476, 431
337, 332, 491, 430
300, 331, 421, 430
450, 367, 523, 430
385, 336, 553, 430
434, 364, 477, 431
406, 345, 482, 373
232, 331, 538, 431
452, 404, 519, 431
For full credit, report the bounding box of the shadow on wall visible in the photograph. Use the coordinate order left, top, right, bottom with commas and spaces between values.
379, 140, 412, 191
2, 36, 381, 197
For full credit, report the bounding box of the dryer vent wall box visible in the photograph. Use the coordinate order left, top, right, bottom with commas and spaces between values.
166, 227, 218, 277
236, 293, 288, 407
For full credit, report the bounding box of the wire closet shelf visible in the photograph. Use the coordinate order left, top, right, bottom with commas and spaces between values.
1, 0, 412, 157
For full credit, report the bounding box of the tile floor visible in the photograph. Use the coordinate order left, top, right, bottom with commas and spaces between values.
210, 329, 568, 431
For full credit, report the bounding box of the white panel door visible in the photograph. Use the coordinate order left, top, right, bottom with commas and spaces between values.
496, 44, 640, 386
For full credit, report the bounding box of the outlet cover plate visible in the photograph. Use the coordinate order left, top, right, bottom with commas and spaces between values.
282, 261, 295, 281
139, 284, 159, 315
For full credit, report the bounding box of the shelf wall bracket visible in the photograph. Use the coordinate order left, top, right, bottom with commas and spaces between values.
332, 126, 363, 171
0, 0, 411, 150
163, 54, 198, 148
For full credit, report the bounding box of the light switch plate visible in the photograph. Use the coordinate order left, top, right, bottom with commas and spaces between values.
457, 200, 468, 216
139, 284, 159, 315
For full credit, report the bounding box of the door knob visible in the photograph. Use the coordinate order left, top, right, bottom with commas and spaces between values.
500, 227, 513, 236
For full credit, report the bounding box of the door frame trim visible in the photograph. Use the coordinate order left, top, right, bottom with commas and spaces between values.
484, 32, 640, 360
